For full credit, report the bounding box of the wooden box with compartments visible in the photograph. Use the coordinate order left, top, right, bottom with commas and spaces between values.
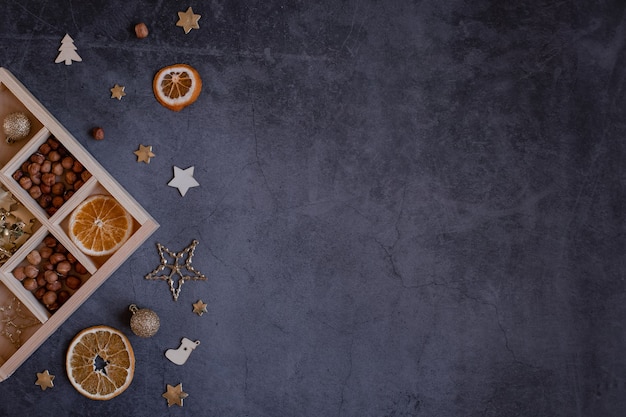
0, 67, 158, 381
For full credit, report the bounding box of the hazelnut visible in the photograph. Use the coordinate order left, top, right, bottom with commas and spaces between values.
72, 160, 84, 173
47, 137, 60, 150
44, 236, 57, 247
40, 160, 52, 173
57, 290, 70, 304
74, 263, 88, 275
24, 265, 39, 279
135, 22, 149, 39
66, 275, 82, 290
41, 172, 56, 186
40, 247, 53, 259
61, 156, 74, 170
29, 185, 42, 199
39, 143, 51, 155
91, 127, 105, 140
49, 252, 66, 265
27, 162, 41, 176
36, 273, 46, 287
23, 278, 38, 291
13, 267, 26, 281
30, 153, 45, 165
46, 281, 62, 292
40, 184, 51, 194
67, 252, 77, 264
46, 206, 58, 217
52, 196, 64, 208
51, 182, 65, 195
19, 176, 32, 190
38, 194, 52, 208
34, 287, 46, 300
65, 171, 77, 185
41, 261, 54, 271
12, 170, 23, 181
48, 150, 61, 162
64, 190, 75, 201
56, 260, 71, 275
26, 250, 42, 265
51, 162, 64, 176
74, 180, 84, 190
44, 270, 58, 283
42, 291, 57, 306
81, 170, 92, 182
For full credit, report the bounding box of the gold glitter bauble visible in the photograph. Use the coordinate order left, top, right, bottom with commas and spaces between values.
129, 304, 160, 338
3, 112, 31, 143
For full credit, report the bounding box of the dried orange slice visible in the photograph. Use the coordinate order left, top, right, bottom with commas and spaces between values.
153, 64, 202, 111
66, 325, 135, 400
68, 195, 133, 257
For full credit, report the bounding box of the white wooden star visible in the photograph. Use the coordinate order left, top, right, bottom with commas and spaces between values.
168, 166, 199, 197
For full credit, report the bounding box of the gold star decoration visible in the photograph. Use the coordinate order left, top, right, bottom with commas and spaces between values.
0, 190, 16, 212
110, 84, 126, 100
35, 370, 55, 391
0, 297, 39, 348
145, 240, 206, 301
176, 7, 201, 34
162, 383, 188, 407
192, 300, 207, 316
133, 144, 155, 164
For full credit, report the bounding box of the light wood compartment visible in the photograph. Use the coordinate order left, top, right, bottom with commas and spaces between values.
0, 68, 158, 381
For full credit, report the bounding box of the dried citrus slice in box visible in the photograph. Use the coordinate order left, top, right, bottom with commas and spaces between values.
153, 63, 202, 111
68, 195, 133, 257
66, 325, 135, 400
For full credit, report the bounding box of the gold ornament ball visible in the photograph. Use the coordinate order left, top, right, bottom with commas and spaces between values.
129, 304, 160, 338
3, 112, 31, 143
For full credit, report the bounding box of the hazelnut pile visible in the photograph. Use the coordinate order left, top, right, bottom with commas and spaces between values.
13, 234, 87, 312
13, 136, 92, 217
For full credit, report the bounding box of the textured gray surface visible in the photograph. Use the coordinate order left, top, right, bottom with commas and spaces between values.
0, 1, 625, 416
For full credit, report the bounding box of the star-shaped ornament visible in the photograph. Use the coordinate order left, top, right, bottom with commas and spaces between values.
176, 7, 201, 34
168, 166, 199, 197
134, 144, 155, 164
35, 370, 55, 391
110, 84, 126, 100
192, 300, 207, 316
163, 383, 188, 407
145, 240, 206, 301
0, 190, 16, 212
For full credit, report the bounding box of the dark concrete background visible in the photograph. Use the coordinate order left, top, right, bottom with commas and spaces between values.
0, 1, 624, 416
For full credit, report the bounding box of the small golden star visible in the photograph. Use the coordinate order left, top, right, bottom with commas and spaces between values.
35, 370, 55, 391
162, 383, 188, 407
0, 190, 16, 211
176, 7, 201, 34
133, 144, 155, 164
192, 300, 207, 316
110, 84, 126, 100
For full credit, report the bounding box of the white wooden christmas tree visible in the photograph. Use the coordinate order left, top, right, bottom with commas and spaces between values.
54, 34, 82, 65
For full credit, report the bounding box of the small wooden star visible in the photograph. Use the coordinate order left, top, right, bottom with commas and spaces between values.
35, 370, 54, 391
192, 300, 207, 316
163, 383, 188, 407
145, 240, 206, 301
110, 84, 126, 100
176, 7, 201, 34
168, 166, 199, 197
133, 144, 155, 164
0, 190, 16, 212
